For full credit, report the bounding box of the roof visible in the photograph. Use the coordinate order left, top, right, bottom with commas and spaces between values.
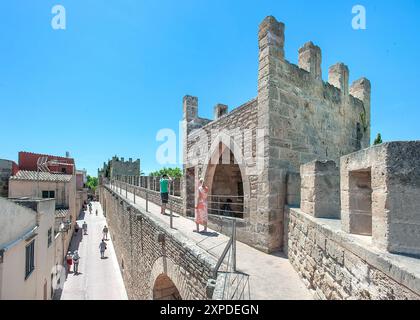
55, 209, 69, 218
10, 170, 73, 182
19, 151, 75, 163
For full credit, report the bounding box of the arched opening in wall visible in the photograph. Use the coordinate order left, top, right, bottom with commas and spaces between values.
206, 144, 244, 219
153, 274, 182, 300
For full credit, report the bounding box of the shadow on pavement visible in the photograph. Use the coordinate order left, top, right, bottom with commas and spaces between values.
78, 210, 86, 220
199, 231, 219, 237
69, 229, 83, 252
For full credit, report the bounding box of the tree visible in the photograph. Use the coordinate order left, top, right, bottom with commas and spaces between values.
86, 175, 98, 192
149, 167, 182, 179
374, 133, 383, 145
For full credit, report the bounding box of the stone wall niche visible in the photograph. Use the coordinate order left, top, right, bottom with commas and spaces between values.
300, 160, 340, 218
341, 141, 420, 256
347, 169, 372, 235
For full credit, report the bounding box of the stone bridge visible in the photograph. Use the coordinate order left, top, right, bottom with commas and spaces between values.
98, 183, 313, 300
98, 185, 220, 300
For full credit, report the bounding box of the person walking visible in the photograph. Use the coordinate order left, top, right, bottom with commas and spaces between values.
74, 222, 79, 233
194, 178, 209, 233
160, 174, 172, 215
82, 221, 88, 235
72, 250, 80, 274
95, 208, 98, 216
66, 251, 73, 274
99, 240, 107, 259
102, 225, 109, 240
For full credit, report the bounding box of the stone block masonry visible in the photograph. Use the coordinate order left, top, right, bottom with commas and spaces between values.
182, 15, 371, 253
340, 141, 420, 256
300, 160, 340, 218
99, 185, 222, 300
286, 207, 420, 300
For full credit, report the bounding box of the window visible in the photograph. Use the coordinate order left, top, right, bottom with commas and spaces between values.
61, 168, 67, 173
47, 228, 52, 247
25, 240, 35, 279
42, 191, 55, 199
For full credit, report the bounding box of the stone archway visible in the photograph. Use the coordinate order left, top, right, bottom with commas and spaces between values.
149, 256, 187, 300
201, 133, 251, 219
153, 274, 182, 300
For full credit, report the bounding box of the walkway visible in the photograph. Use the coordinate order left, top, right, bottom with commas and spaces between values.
109, 184, 313, 300
57, 202, 128, 300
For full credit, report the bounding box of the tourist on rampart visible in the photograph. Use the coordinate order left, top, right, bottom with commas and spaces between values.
160, 174, 172, 214
194, 178, 209, 233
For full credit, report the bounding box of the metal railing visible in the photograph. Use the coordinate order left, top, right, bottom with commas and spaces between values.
210, 216, 250, 300
107, 179, 250, 300
109, 179, 176, 230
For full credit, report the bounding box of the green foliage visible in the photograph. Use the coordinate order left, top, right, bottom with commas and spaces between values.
149, 167, 182, 179
374, 133, 383, 145
86, 175, 98, 192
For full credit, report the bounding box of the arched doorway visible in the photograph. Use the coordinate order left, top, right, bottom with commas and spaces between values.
207, 147, 244, 218
153, 274, 182, 300
203, 140, 249, 219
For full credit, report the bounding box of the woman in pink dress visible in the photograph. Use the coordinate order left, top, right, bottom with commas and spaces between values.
194, 178, 209, 233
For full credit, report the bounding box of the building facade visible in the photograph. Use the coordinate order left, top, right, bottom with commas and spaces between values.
0, 198, 56, 300
8, 170, 77, 267
0, 159, 18, 198
18, 152, 75, 175
182, 16, 370, 253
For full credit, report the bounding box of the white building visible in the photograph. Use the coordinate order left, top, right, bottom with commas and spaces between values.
0, 197, 56, 300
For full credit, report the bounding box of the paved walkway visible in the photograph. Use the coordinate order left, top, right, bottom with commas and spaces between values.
110, 184, 313, 300
57, 202, 128, 300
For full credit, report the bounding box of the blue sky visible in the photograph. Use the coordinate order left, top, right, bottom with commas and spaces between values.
0, 0, 419, 176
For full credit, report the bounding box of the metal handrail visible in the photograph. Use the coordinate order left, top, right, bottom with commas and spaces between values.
109, 179, 250, 300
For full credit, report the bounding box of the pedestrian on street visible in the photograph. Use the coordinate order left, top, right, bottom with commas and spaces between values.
102, 225, 109, 240
160, 174, 172, 214
96, 209, 98, 216
82, 221, 88, 235
66, 251, 73, 274
99, 240, 107, 259
75, 222, 79, 233
73, 250, 80, 274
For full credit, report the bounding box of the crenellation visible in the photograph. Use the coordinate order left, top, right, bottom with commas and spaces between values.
298, 41, 322, 80
183, 16, 372, 253
328, 63, 350, 96
214, 104, 228, 120
258, 16, 285, 60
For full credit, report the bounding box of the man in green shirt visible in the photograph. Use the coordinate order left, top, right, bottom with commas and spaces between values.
160, 174, 172, 214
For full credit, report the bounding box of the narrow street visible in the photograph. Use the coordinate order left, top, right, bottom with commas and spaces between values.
57, 202, 128, 300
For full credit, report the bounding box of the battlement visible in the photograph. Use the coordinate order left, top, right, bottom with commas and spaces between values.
258, 16, 370, 107
299, 142, 420, 257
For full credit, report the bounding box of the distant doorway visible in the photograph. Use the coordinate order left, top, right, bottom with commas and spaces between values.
153, 274, 182, 300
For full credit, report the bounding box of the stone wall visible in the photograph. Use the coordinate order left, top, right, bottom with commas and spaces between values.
182, 16, 370, 253
99, 185, 220, 300
109, 156, 140, 179
285, 207, 420, 300
183, 98, 260, 248
256, 16, 370, 253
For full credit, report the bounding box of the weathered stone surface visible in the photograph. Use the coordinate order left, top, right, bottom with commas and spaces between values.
286, 207, 420, 300
98, 186, 219, 300
341, 141, 420, 256
300, 160, 340, 218
181, 16, 370, 254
